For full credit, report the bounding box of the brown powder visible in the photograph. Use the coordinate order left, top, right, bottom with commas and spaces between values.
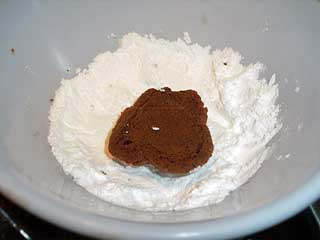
106, 87, 213, 175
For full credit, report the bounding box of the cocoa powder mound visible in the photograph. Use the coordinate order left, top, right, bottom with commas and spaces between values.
107, 87, 213, 175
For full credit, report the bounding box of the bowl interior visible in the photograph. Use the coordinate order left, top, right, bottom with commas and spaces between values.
0, 0, 320, 224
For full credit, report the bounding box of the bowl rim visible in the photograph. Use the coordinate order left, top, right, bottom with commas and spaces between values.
0, 166, 319, 239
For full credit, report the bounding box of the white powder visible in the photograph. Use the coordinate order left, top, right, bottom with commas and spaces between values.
297, 122, 303, 132
75, 68, 81, 74
48, 33, 281, 211
183, 32, 192, 44
107, 33, 117, 39
262, 17, 270, 32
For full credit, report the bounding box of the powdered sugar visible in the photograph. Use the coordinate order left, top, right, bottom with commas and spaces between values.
48, 33, 281, 211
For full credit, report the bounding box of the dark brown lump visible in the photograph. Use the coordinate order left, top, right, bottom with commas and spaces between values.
106, 87, 214, 175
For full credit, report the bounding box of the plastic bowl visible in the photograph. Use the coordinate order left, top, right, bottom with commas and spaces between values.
1, 1, 320, 239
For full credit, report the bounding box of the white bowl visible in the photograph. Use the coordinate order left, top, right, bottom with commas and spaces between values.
0, 1, 319, 239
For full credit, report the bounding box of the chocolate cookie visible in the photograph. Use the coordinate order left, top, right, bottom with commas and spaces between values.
107, 87, 213, 175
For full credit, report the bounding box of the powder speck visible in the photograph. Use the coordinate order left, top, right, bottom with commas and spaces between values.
183, 32, 192, 44
262, 17, 270, 32
24, 65, 36, 75
151, 126, 160, 131
107, 33, 117, 39
294, 86, 300, 93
